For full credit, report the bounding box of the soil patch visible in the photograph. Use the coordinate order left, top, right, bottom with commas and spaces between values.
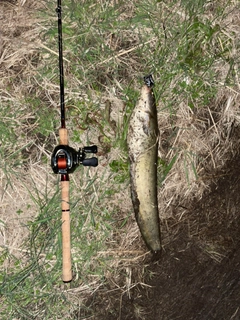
85, 153, 240, 320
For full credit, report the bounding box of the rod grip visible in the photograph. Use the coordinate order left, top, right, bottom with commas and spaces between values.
61, 180, 72, 282
59, 128, 68, 145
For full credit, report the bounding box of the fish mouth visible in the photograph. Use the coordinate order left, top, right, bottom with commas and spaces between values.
144, 74, 154, 88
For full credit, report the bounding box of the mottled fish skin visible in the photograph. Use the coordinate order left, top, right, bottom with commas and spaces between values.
127, 79, 161, 252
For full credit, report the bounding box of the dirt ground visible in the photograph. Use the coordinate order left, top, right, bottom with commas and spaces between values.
82, 148, 240, 320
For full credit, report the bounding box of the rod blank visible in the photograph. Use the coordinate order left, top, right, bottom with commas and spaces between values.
56, 0, 66, 128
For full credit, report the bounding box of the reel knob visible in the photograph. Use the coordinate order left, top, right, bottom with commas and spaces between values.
83, 145, 98, 154
82, 157, 98, 167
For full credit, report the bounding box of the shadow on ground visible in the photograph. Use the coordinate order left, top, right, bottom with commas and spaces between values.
84, 153, 240, 320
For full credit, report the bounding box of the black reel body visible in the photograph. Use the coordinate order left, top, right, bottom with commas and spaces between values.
51, 145, 98, 174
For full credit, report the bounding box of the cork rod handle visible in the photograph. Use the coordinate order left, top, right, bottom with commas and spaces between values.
59, 128, 72, 282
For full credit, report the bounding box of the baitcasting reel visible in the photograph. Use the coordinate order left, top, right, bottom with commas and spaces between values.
51, 144, 98, 174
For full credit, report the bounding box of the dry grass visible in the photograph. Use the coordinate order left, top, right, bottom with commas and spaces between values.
156, 3, 240, 219
158, 87, 240, 219
0, 0, 52, 263
0, 0, 240, 318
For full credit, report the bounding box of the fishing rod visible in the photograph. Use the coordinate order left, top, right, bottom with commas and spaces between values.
51, 0, 98, 282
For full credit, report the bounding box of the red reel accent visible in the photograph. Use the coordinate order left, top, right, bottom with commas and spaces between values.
58, 157, 67, 170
